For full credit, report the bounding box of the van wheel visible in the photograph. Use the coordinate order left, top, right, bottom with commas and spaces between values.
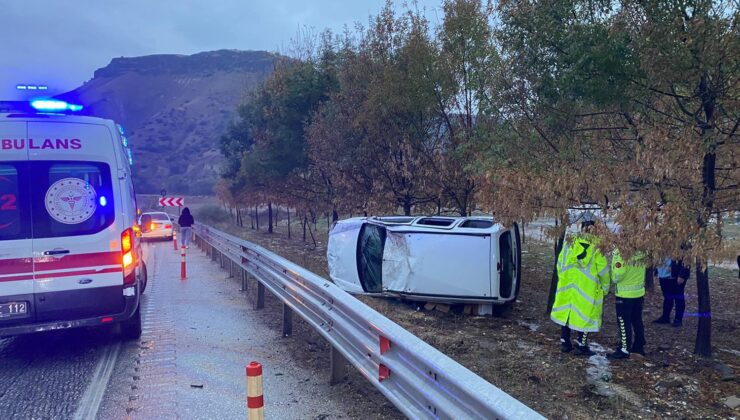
140, 262, 148, 294
120, 305, 142, 340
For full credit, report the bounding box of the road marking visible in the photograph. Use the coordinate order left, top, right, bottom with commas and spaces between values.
72, 341, 122, 420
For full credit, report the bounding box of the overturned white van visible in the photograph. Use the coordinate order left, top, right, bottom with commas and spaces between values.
328, 216, 521, 307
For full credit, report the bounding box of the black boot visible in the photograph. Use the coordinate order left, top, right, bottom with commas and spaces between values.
607, 349, 629, 360
575, 332, 593, 356
560, 326, 573, 353
652, 316, 670, 324
576, 345, 595, 356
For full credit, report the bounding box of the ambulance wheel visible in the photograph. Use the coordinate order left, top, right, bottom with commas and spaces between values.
121, 305, 142, 340
140, 262, 148, 294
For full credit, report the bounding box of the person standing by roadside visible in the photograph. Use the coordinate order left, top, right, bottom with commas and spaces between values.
653, 258, 691, 327
178, 207, 195, 249
551, 221, 611, 356
608, 250, 648, 359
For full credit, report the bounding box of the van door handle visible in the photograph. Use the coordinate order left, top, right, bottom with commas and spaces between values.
43, 249, 70, 256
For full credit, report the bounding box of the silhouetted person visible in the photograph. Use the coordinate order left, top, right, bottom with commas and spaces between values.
178, 207, 194, 248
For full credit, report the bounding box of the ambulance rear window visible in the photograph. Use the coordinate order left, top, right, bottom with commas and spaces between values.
0, 163, 31, 241
30, 161, 115, 238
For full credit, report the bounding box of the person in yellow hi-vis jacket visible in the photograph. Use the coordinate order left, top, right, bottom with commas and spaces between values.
607, 250, 648, 359
551, 221, 610, 356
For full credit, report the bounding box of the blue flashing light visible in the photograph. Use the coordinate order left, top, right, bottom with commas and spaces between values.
30, 100, 84, 112
117, 124, 125, 135
16, 85, 27, 90
99, 196, 108, 207
127, 149, 134, 165
122, 136, 128, 147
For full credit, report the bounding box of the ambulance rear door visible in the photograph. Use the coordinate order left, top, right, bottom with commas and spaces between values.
0, 120, 34, 325
28, 121, 125, 321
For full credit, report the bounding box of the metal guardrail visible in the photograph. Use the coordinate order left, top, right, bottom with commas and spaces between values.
192, 223, 544, 420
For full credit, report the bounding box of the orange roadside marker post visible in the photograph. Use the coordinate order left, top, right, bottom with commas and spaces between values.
173, 230, 178, 251
246, 362, 264, 420
180, 246, 187, 280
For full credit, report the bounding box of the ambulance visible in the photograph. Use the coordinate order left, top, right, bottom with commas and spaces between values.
0, 97, 145, 339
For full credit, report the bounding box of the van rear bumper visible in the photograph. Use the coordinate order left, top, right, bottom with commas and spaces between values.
0, 289, 139, 337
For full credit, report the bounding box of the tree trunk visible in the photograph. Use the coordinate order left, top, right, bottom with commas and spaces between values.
302, 215, 307, 242
546, 221, 566, 314
268, 202, 273, 234
521, 220, 526, 245
250, 209, 254, 229
332, 209, 339, 223
307, 218, 317, 247
287, 208, 291, 239
694, 75, 716, 357
255, 205, 259, 231
694, 260, 712, 357
403, 199, 412, 216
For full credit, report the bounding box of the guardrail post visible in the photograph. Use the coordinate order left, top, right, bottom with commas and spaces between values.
329, 346, 347, 385
282, 304, 293, 337
240, 269, 248, 292
255, 281, 265, 310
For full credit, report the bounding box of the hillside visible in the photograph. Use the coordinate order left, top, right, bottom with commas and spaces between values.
61, 50, 277, 194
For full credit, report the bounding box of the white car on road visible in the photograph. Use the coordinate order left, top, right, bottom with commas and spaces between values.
138, 211, 174, 240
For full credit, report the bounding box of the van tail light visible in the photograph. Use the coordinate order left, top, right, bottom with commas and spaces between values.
122, 228, 136, 285
165, 224, 172, 229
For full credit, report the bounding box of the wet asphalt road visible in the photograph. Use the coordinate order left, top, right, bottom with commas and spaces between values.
0, 240, 357, 419
0, 322, 118, 418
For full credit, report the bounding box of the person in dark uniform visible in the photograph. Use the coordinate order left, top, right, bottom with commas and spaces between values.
653, 258, 690, 327
608, 250, 647, 359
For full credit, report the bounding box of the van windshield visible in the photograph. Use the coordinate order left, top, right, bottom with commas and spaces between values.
31, 161, 115, 238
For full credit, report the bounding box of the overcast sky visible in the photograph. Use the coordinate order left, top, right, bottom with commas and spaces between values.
0, 1, 442, 98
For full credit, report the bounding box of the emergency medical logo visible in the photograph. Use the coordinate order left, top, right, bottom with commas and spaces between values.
45, 178, 97, 224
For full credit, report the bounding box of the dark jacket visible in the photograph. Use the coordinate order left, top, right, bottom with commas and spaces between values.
656, 259, 690, 280
178, 211, 194, 227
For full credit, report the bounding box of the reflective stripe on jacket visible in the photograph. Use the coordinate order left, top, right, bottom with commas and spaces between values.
550, 234, 610, 333
611, 250, 646, 298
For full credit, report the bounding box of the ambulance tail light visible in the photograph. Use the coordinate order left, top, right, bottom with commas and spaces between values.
165, 224, 172, 229
122, 228, 136, 285
150, 222, 156, 231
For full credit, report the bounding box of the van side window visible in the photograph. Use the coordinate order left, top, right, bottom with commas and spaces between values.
356, 223, 386, 293
416, 218, 455, 227
0, 162, 31, 241
30, 161, 115, 238
460, 220, 494, 228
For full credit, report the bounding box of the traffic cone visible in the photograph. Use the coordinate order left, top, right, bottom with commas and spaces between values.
173, 230, 178, 251
246, 362, 264, 420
